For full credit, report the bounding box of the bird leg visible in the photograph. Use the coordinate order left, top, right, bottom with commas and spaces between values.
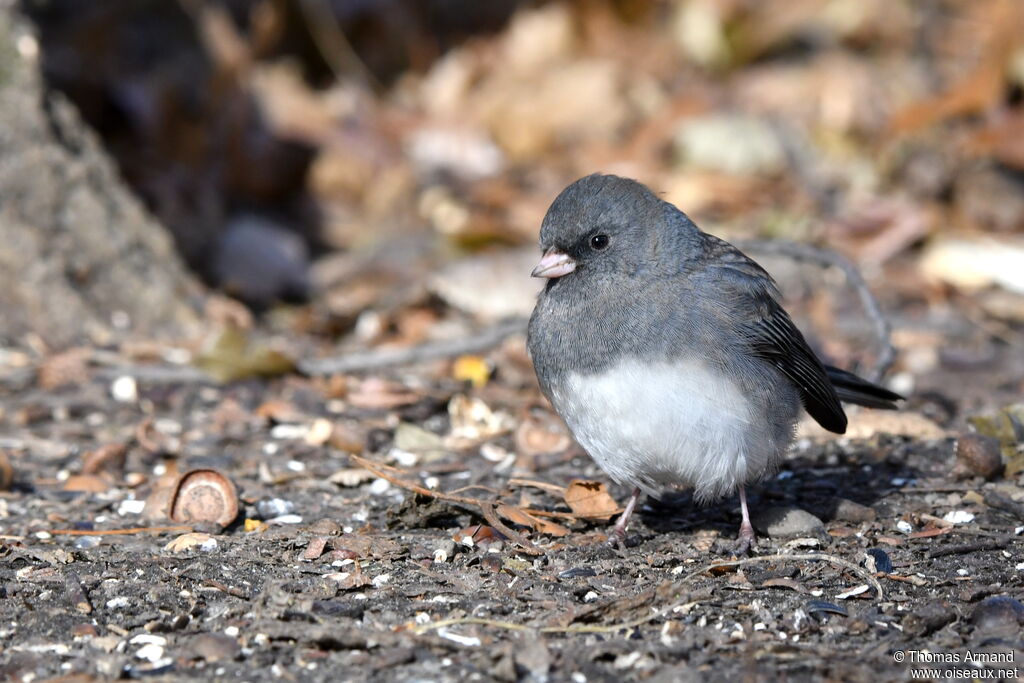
607, 487, 641, 548
733, 486, 757, 554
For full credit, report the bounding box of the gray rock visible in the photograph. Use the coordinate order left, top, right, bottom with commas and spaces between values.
833, 498, 877, 523
0, 6, 201, 347
673, 114, 785, 175
752, 506, 827, 539
971, 596, 1024, 638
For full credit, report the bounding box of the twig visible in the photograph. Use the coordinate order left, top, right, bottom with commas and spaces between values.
203, 579, 252, 599
926, 538, 1010, 559
49, 525, 193, 536
413, 552, 883, 636
65, 573, 92, 614
351, 454, 546, 554
479, 501, 542, 556
299, 318, 527, 376
508, 478, 567, 495
351, 454, 617, 521
297, 0, 381, 90
95, 365, 210, 384
737, 240, 896, 381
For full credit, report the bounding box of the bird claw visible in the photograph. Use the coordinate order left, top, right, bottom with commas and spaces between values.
605, 525, 628, 549
732, 521, 757, 555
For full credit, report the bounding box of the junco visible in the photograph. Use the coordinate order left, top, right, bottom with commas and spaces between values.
527, 174, 902, 551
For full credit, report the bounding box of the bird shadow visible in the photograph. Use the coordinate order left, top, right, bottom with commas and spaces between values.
636, 435, 945, 541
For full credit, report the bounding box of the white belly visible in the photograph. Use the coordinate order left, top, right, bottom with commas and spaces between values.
550, 357, 775, 501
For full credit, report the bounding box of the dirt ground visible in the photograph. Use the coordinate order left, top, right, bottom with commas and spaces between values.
2, 294, 1024, 682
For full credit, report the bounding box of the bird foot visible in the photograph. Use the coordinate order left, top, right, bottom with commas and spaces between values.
605, 523, 629, 549
732, 521, 757, 555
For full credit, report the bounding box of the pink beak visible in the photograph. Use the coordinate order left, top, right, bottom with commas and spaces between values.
531, 249, 576, 279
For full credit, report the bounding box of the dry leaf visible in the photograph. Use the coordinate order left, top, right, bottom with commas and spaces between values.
563, 480, 619, 520
195, 326, 295, 383
255, 400, 304, 423
328, 468, 374, 487
514, 413, 571, 457
62, 474, 112, 493
496, 503, 570, 537
346, 378, 421, 410
81, 444, 127, 476
37, 348, 90, 390
908, 526, 953, 539
762, 577, 807, 593
325, 563, 371, 591
164, 533, 217, 553
452, 355, 491, 387
447, 394, 515, 445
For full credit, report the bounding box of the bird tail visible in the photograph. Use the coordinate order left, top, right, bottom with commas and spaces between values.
825, 365, 903, 410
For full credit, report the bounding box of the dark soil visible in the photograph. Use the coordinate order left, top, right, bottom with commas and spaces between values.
2, 327, 1023, 682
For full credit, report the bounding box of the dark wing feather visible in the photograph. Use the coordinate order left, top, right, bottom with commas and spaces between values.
702, 236, 848, 434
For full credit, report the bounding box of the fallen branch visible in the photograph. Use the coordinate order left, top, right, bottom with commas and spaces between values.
299, 317, 527, 376
49, 525, 193, 536
737, 239, 896, 382
926, 538, 1010, 559
412, 552, 883, 636
349, 454, 623, 554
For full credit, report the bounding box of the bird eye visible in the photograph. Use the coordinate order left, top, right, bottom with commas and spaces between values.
590, 234, 610, 250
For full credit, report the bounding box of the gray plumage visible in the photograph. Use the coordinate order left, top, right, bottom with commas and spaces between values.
527, 174, 901, 508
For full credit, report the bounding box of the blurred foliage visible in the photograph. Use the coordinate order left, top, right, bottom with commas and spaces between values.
19, 0, 1024, 320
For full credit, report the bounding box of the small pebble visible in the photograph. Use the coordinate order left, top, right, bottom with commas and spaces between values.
308, 519, 341, 536
73, 536, 102, 550
952, 432, 1003, 480
806, 600, 848, 619
833, 499, 876, 523
865, 549, 893, 574
558, 567, 598, 579
111, 376, 138, 403
106, 596, 130, 609
752, 507, 826, 539
942, 510, 975, 524
256, 498, 295, 519
267, 514, 303, 525
971, 596, 1024, 637
118, 499, 146, 516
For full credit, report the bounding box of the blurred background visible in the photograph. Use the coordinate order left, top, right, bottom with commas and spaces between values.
9, 0, 1024, 404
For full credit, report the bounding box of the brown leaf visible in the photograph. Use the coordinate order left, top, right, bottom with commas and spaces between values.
62, 474, 113, 493
346, 378, 422, 410
255, 400, 304, 423
496, 503, 570, 537
453, 524, 505, 548
302, 536, 328, 561
81, 444, 127, 476
37, 348, 90, 390
194, 326, 295, 383
514, 413, 571, 457
563, 480, 619, 520
889, 0, 1022, 133
762, 577, 807, 593
908, 526, 953, 539
325, 563, 371, 591
330, 534, 403, 559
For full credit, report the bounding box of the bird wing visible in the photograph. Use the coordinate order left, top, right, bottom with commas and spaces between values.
702, 236, 848, 434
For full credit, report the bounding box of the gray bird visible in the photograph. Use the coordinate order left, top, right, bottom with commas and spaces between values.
527, 174, 902, 551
